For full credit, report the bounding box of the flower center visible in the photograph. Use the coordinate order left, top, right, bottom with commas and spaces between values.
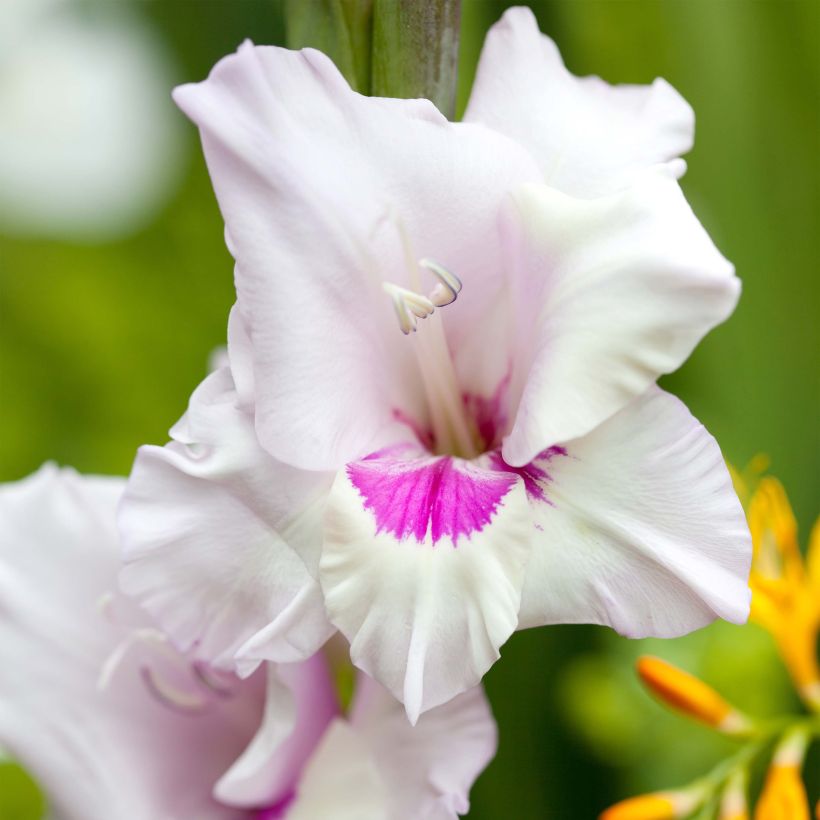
376, 210, 487, 459
382, 241, 479, 459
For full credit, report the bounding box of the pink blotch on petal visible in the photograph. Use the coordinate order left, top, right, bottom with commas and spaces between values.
347, 450, 517, 547
488, 446, 568, 503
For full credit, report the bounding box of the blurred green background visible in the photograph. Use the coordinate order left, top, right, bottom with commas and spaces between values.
1, 1, 818, 817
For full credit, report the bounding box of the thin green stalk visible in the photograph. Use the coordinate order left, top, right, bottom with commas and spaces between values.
371, 0, 461, 118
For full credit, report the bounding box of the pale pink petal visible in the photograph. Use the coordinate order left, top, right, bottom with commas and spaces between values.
0, 465, 261, 820
464, 6, 693, 197
173, 41, 539, 470
227, 302, 255, 411
215, 655, 338, 808
517, 388, 752, 637
502, 169, 739, 467
285, 719, 388, 820
119, 367, 335, 673
320, 446, 533, 723
350, 675, 496, 819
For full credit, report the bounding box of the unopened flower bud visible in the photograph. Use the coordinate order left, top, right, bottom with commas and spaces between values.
637, 656, 752, 735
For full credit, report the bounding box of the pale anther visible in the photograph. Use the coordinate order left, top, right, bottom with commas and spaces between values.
384, 259, 462, 334
383, 282, 435, 335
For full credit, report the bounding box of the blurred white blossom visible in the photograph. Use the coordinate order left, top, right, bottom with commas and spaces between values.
0, 0, 185, 240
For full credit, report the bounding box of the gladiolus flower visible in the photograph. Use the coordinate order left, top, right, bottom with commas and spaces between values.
0, 466, 497, 819
119, 6, 751, 721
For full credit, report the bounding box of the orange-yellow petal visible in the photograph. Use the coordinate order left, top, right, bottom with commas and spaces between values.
601, 790, 700, 820
807, 517, 820, 607
754, 764, 810, 820
755, 729, 811, 820
748, 478, 803, 584
637, 656, 750, 734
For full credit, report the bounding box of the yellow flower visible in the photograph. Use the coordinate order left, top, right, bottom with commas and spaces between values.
747, 477, 820, 710
754, 728, 811, 820
636, 656, 751, 735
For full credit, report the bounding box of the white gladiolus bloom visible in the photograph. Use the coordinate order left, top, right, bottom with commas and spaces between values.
119, 7, 751, 724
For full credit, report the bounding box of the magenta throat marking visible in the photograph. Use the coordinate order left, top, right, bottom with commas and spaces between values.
461, 370, 511, 452
347, 450, 517, 546
489, 446, 568, 503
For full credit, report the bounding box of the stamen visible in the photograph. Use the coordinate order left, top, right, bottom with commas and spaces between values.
381, 244, 478, 457
383, 260, 463, 334
383, 282, 435, 335
419, 258, 462, 307
140, 665, 211, 714
97, 627, 170, 692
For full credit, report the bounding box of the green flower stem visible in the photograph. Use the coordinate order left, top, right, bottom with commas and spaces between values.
371, 0, 461, 118
689, 715, 820, 811
284, 0, 462, 116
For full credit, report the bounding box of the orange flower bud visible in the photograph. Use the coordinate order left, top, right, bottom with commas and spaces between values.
754, 729, 811, 820
637, 656, 751, 735
600, 790, 700, 820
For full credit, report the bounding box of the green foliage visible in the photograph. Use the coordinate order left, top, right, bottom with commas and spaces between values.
0, 762, 46, 820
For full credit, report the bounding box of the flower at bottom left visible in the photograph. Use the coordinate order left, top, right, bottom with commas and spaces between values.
0, 464, 496, 820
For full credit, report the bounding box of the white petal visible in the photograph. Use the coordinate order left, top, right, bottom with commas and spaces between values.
517, 388, 752, 637
350, 676, 496, 820
119, 367, 335, 672
285, 719, 388, 820
502, 169, 739, 467
174, 41, 538, 470
464, 6, 693, 197
321, 450, 532, 722
0, 465, 261, 820
215, 655, 338, 808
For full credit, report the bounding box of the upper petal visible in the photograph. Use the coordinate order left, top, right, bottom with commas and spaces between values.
320, 447, 532, 722
0, 465, 261, 820
350, 675, 497, 820
174, 41, 539, 470
464, 6, 693, 197
517, 387, 752, 637
119, 367, 335, 674
502, 168, 739, 467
